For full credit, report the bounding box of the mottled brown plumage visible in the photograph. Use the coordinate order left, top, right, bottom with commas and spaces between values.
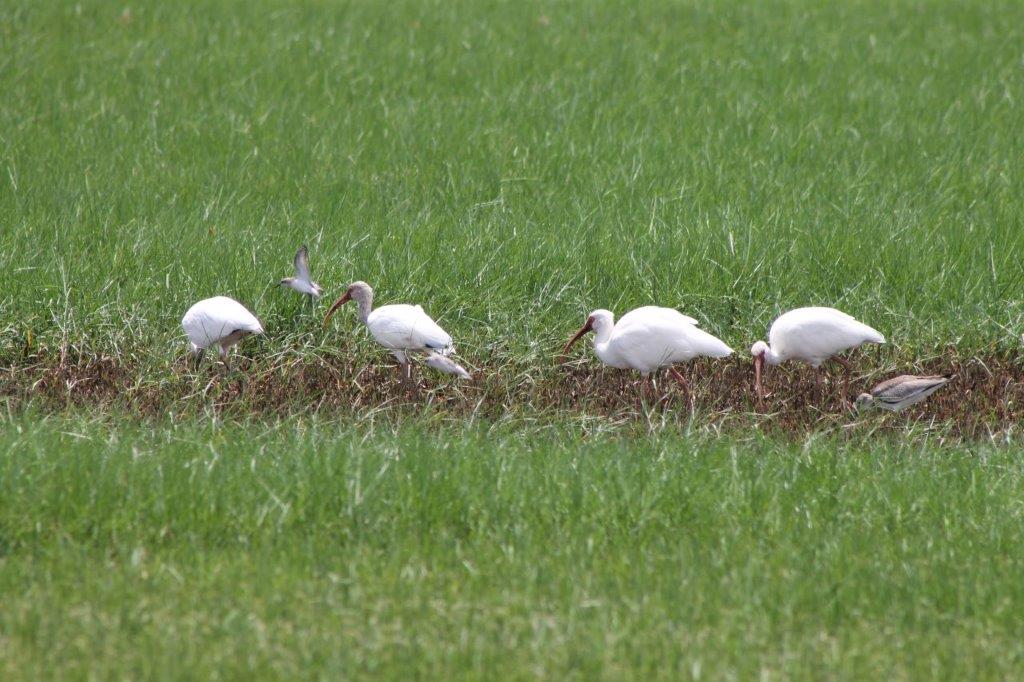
856, 374, 953, 412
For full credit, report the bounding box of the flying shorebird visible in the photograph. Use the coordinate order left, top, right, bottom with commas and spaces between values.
181, 296, 264, 367
323, 281, 471, 384
562, 305, 733, 402
279, 245, 322, 301
855, 374, 953, 412
751, 306, 885, 406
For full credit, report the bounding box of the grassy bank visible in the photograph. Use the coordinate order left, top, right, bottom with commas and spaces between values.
1, 415, 1023, 678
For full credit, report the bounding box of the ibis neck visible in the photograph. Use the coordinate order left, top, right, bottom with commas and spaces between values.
356, 296, 372, 324
763, 345, 783, 365
591, 321, 614, 347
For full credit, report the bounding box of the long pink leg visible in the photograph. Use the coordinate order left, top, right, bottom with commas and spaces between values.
831, 355, 854, 407
832, 355, 853, 372
640, 375, 654, 403
669, 367, 694, 410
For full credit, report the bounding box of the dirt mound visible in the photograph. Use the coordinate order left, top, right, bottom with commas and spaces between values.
2, 349, 1022, 438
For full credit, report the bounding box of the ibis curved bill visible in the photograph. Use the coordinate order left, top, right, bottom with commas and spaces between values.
856, 374, 953, 412
181, 296, 264, 366
563, 306, 733, 400
323, 281, 471, 384
750, 306, 885, 404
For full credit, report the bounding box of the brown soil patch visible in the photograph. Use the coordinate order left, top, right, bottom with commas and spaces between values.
2, 348, 1022, 438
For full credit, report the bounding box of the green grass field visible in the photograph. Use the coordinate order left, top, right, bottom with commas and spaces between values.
2, 0, 1024, 677
3, 416, 1024, 678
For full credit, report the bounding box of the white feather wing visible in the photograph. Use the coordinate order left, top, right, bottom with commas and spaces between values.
294, 246, 312, 283
366, 304, 454, 352
609, 315, 732, 372
181, 296, 263, 349
769, 307, 884, 365
617, 306, 699, 328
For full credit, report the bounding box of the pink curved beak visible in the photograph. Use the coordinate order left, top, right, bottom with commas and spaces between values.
754, 353, 765, 404
322, 291, 352, 328
562, 318, 594, 354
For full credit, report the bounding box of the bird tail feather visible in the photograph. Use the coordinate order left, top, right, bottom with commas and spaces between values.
424, 353, 471, 379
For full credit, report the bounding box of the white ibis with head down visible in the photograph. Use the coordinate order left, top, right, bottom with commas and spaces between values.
750, 306, 885, 405
181, 296, 264, 367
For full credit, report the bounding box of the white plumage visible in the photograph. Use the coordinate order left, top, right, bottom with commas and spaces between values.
280, 245, 322, 299
362, 303, 455, 360
617, 305, 700, 330
324, 281, 470, 382
181, 296, 264, 364
751, 306, 885, 403
753, 307, 884, 367
563, 305, 732, 398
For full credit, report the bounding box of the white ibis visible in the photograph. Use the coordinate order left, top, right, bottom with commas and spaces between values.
750, 306, 885, 404
323, 281, 471, 384
856, 374, 953, 412
280, 245, 322, 300
562, 306, 733, 401
181, 296, 264, 366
